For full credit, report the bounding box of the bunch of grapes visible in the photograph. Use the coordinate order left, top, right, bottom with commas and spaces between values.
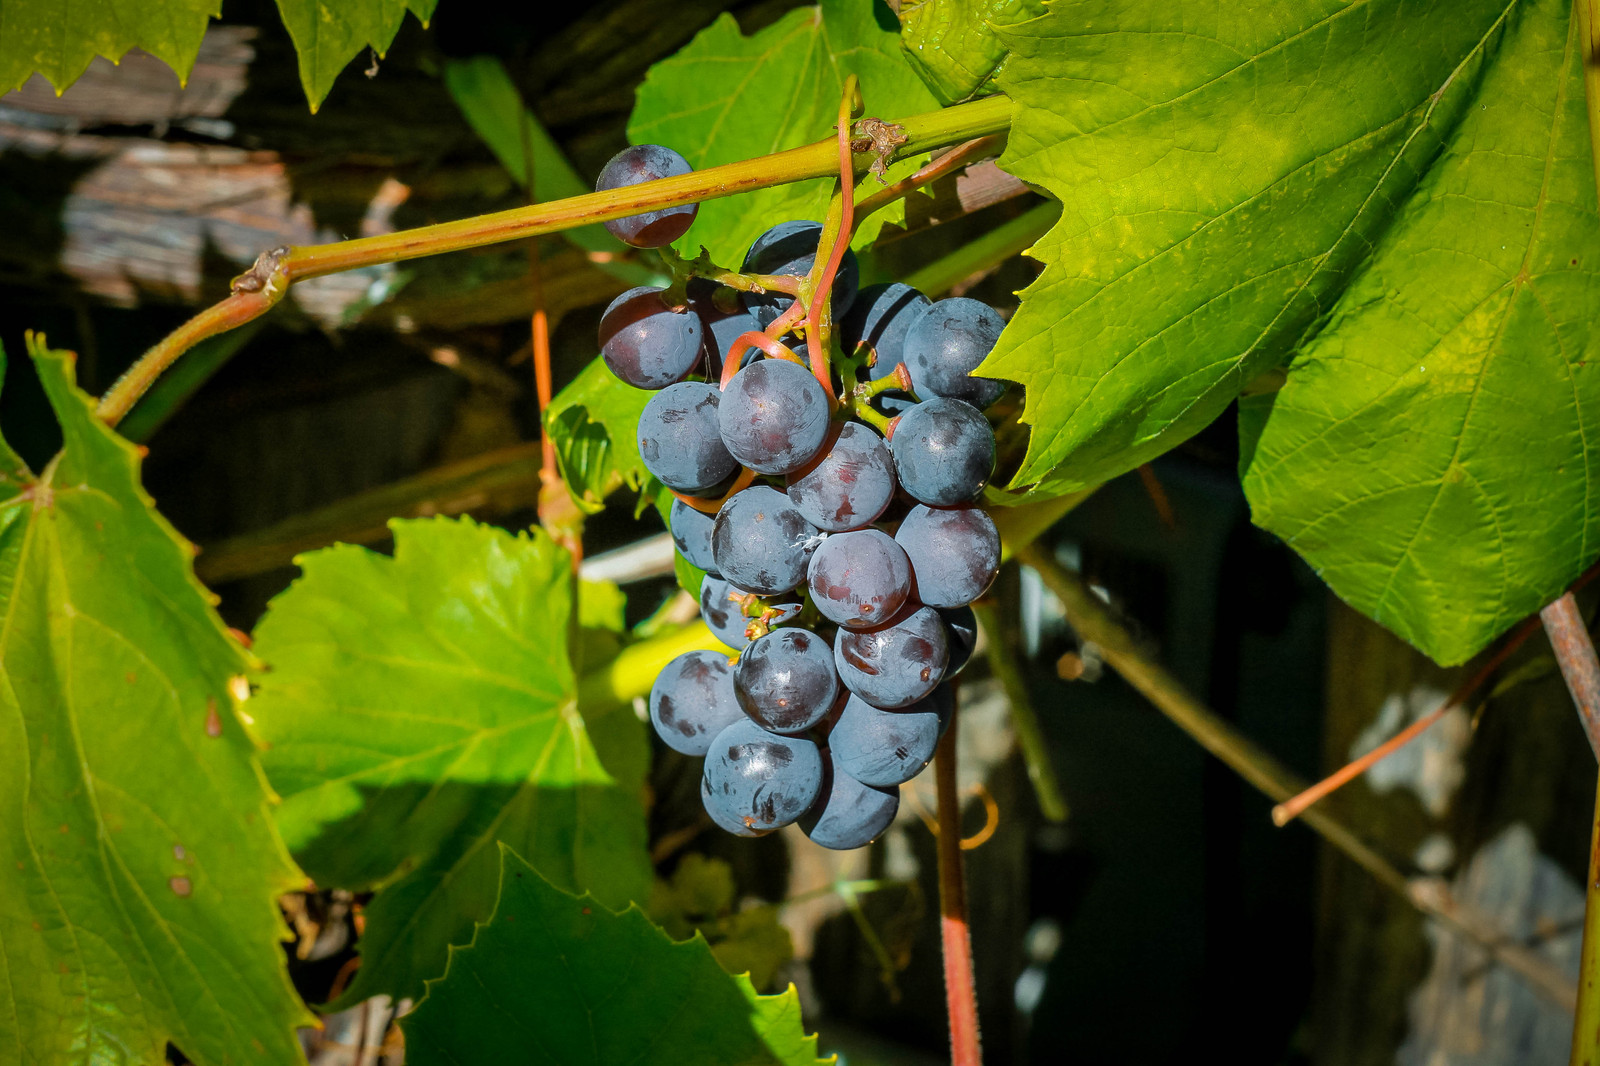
593, 145, 1010, 850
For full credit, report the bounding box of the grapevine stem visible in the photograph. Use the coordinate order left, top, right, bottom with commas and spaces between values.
934, 692, 984, 1066
670, 467, 757, 516
1544, 591, 1600, 759
854, 134, 1005, 219
720, 332, 807, 388
801, 76, 863, 402
98, 94, 1014, 423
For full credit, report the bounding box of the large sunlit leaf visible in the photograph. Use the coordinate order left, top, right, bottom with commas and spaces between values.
0, 337, 310, 1065
629, 0, 942, 267
250, 516, 651, 1006
402, 846, 828, 1066
1239, 2, 1600, 664
273, 0, 436, 111
898, 0, 1043, 104
545, 356, 660, 513
0, 0, 217, 93
986, 0, 1600, 663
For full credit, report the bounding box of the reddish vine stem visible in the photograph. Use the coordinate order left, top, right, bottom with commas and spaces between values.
670, 467, 757, 516
800, 78, 863, 402
720, 331, 808, 388
934, 691, 983, 1066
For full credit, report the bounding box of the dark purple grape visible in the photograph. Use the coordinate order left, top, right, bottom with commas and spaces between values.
895, 504, 1000, 608
890, 397, 995, 506
740, 220, 859, 326
901, 297, 1007, 409
669, 498, 720, 576
801, 753, 900, 850
649, 650, 744, 756
828, 686, 953, 787
834, 605, 949, 709
718, 360, 831, 475
734, 628, 840, 734
598, 286, 703, 389
702, 777, 769, 838
786, 421, 896, 533
844, 282, 931, 379
941, 605, 977, 678
687, 278, 763, 381
807, 529, 912, 630
638, 383, 738, 494
595, 144, 698, 248
703, 718, 823, 832
700, 576, 752, 649
711, 485, 822, 596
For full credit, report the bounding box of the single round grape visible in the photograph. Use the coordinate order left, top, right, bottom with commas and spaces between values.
700, 576, 752, 649
844, 282, 931, 380
597, 286, 703, 389
638, 383, 739, 494
829, 686, 953, 787
669, 498, 720, 576
834, 605, 949, 709
807, 529, 912, 630
901, 296, 1007, 409
941, 605, 977, 678
801, 753, 900, 851
895, 504, 1000, 608
687, 278, 763, 381
890, 397, 995, 506
718, 359, 831, 475
702, 776, 769, 838
786, 421, 896, 533
734, 628, 840, 734
594, 144, 698, 248
711, 485, 823, 596
649, 650, 744, 756
703, 718, 824, 832
740, 220, 860, 326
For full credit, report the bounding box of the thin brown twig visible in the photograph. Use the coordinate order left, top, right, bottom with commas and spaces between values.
854, 134, 1005, 219
1018, 542, 1579, 1011
1274, 559, 1600, 824
1543, 591, 1600, 758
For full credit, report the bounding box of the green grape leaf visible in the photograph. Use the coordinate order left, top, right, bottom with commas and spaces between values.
987, 0, 1600, 663
0, 0, 217, 94
629, 0, 942, 267
1238, 2, 1600, 664
0, 337, 310, 1065
898, 0, 1044, 104
649, 855, 795, 991
273, 0, 436, 112
402, 846, 828, 1066
250, 516, 651, 1007
546, 355, 660, 513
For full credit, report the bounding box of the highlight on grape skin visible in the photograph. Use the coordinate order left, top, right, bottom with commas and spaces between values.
594, 143, 699, 248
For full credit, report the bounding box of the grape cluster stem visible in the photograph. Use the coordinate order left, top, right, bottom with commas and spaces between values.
934, 692, 984, 1066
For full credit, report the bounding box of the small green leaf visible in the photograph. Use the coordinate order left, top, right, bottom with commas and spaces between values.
649, 854, 795, 991
985, 0, 1600, 662
403, 846, 829, 1066
546, 355, 660, 512
1239, 1, 1600, 664
898, 0, 1044, 104
0, 0, 217, 93
250, 516, 651, 1006
272, 0, 435, 111
0, 337, 310, 1065
629, 0, 942, 266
